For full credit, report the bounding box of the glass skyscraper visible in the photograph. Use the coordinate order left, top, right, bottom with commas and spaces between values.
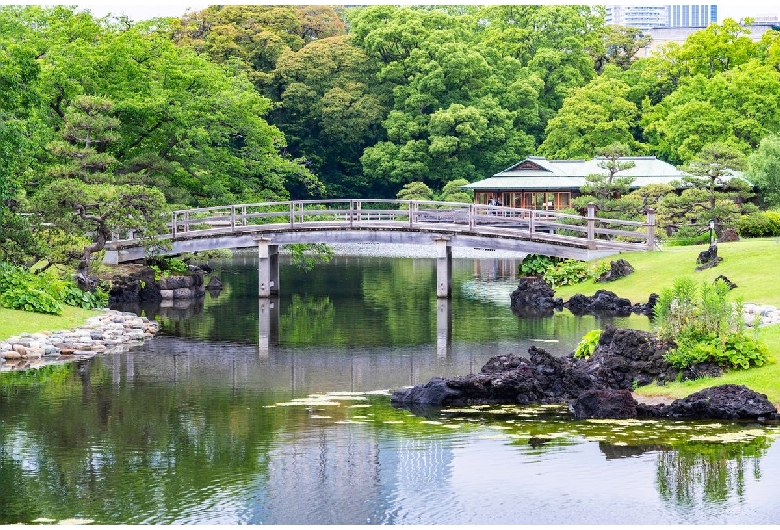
605, 5, 718, 30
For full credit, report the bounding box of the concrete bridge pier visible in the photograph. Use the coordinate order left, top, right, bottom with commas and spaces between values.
256, 237, 279, 298
434, 237, 452, 298
436, 298, 451, 358
258, 297, 280, 357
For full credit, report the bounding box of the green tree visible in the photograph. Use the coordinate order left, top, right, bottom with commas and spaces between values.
572, 143, 636, 214
32, 96, 167, 275
658, 143, 753, 237
538, 77, 642, 159
642, 60, 780, 164
396, 181, 433, 201
746, 133, 780, 207
438, 178, 472, 203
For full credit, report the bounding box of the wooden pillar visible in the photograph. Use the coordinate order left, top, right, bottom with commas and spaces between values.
646, 208, 656, 251
586, 202, 597, 249
434, 237, 452, 298
256, 237, 279, 297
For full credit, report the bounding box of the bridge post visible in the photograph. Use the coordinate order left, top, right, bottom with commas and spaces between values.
646, 208, 656, 251
434, 237, 452, 298
586, 202, 597, 249
436, 298, 451, 358
258, 297, 279, 357
256, 237, 279, 298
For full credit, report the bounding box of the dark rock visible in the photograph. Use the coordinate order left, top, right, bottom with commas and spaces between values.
565, 290, 634, 316
509, 276, 563, 317
108, 267, 160, 304
571, 389, 638, 419
719, 228, 740, 242
696, 244, 723, 270
596, 259, 634, 283
642, 384, 779, 421
586, 325, 677, 389
391, 377, 462, 406
714, 275, 737, 290
206, 276, 223, 290
633, 293, 659, 317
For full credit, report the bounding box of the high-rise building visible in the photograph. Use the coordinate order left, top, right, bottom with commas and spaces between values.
604, 5, 718, 30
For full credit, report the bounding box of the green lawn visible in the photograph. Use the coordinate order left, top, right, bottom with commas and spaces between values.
556, 238, 780, 307
555, 238, 780, 403
0, 306, 97, 340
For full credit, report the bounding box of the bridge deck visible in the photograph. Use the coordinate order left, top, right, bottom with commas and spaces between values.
104, 199, 656, 263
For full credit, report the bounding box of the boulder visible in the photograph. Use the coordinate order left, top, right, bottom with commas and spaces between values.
596, 259, 634, 283
571, 389, 638, 419
637, 384, 779, 421
509, 276, 563, 317
714, 275, 737, 290
390, 377, 463, 406
566, 290, 634, 316
206, 276, 223, 290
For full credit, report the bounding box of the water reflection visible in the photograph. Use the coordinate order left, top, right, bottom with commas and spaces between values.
5, 255, 780, 524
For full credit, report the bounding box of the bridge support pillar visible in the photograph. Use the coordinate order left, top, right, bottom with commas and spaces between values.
436, 298, 451, 357
258, 297, 279, 357
434, 237, 452, 298
256, 237, 279, 297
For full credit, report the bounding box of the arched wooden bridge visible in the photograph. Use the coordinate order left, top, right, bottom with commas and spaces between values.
104, 199, 656, 298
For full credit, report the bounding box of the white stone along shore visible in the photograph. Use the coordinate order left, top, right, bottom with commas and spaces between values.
743, 303, 780, 327
0, 309, 158, 371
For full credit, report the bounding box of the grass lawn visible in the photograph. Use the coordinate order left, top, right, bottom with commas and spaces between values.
0, 306, 97, 341
555, 237, 780, 404
556, 237, 780, 307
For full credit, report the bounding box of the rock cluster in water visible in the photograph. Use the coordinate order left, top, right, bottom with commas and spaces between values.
0, 309, 158, 371
391, 325, 778, 421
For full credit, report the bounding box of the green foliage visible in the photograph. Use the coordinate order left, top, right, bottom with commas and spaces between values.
62, 283, 108, 310
656, 277, 769, 370
286, 243, 335, 272
574, 329, 601, 359
542, 259, 592, 288
663, 225, 712, 246
737, 211, 780, 238
0, 262, 107, 314
747, 133, 780, 207
396, 181, 434, 202
518, 254, 559, 276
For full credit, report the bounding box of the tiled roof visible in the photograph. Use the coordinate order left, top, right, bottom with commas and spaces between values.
463, 156, 688, 190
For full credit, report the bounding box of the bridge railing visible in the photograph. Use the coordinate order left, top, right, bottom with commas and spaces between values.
108, 200, 656, 251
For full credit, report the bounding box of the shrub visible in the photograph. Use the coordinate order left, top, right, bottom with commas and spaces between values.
0, 285, 62, 314
574, 329, 601, 359
656, 277, 769, 370
0, 262, 106, 314
737, 211, 780, 238
519, 254, 559, 276
543, 259, 591, 288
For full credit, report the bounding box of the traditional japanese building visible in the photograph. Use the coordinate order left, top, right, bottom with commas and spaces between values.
462, 155, 687, 210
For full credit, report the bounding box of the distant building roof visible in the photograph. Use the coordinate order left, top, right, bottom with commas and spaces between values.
462, 156, 686, 191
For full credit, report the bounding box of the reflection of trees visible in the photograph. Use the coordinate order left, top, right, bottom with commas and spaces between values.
656, 440, 768, 505
0, 358, 282, 524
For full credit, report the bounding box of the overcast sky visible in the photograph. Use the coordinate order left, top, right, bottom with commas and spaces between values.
8, 2, 780, 24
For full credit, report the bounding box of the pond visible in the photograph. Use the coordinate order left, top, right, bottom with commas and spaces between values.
1, 249, 779, 524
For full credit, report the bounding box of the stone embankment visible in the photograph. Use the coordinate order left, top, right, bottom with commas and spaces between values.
0, 310, 158, 371
743, 303, 780, 327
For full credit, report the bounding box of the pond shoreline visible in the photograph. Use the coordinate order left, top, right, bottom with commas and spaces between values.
0, 309, 158, 371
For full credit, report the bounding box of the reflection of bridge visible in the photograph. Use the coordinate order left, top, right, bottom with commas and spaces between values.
105, 199, 656, 298
258, 297, 454, 359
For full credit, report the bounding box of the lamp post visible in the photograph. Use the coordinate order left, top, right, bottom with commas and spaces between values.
709, 219, 715, 247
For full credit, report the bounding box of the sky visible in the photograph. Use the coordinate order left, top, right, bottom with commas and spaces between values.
5, 2, 779, 24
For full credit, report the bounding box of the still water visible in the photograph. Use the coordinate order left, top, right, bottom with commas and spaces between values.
2, 252, 780, 524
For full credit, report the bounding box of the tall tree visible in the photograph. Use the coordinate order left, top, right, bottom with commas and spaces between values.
746, 133, 780, 207
658, 142, 753, 237
33, 96, 167, 276
538, 76, 642, 159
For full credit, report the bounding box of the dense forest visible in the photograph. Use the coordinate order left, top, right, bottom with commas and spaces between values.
1, 4, 780, 284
